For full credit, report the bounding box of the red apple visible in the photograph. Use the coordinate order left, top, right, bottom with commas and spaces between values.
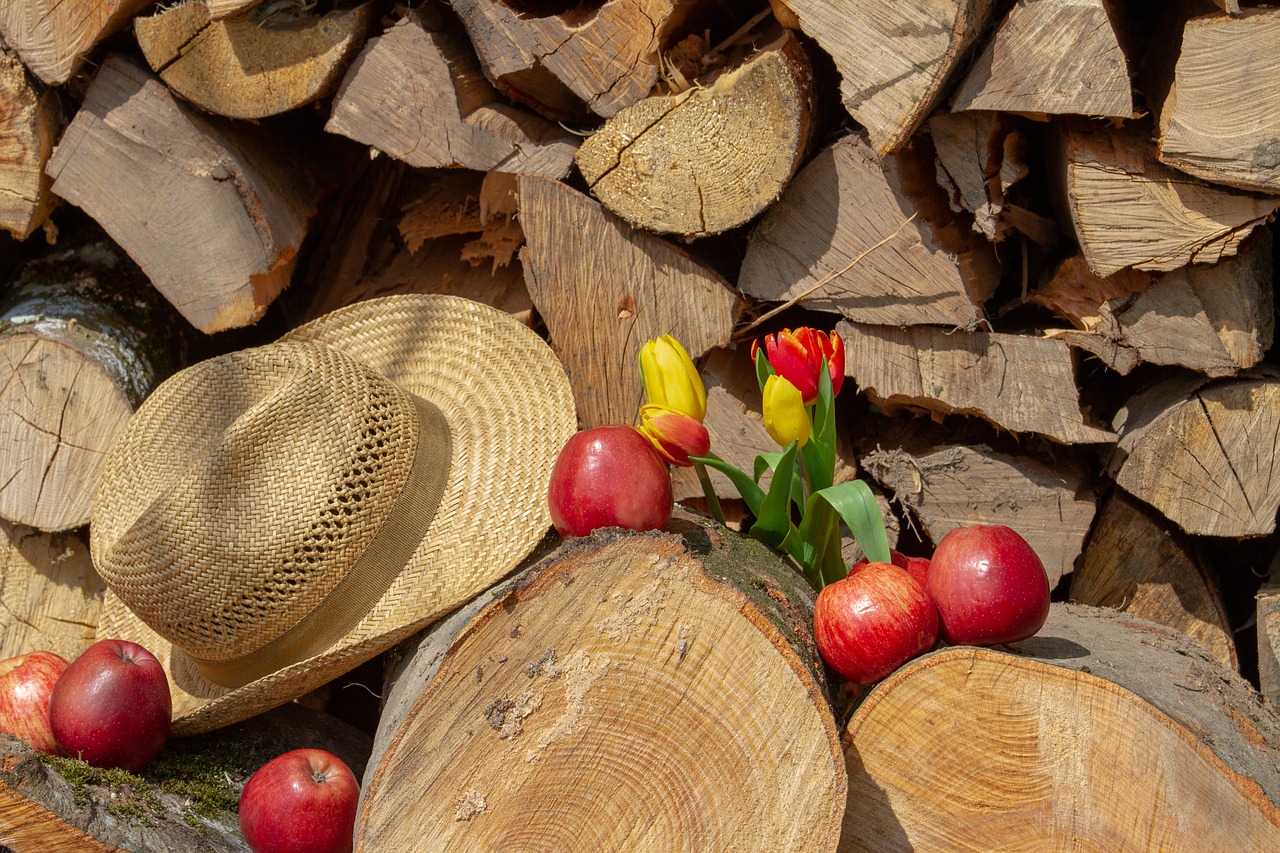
547, 425, 673, 538
850, 550, 930, 591
927, 524, 1051, 646
0, 650, 69, 755
239, 748, 359, 853
813, 562, 939, 685
48, 639, 171, 772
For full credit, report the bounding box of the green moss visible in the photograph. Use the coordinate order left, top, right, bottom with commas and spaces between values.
35, 754, 163, 825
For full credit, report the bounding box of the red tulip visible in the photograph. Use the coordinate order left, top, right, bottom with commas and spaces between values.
751, 328, 844, 404
636, 405, 711, 467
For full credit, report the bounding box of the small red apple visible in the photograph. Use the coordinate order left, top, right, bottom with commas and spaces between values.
547, 425, 673, 538
813, 562, 939, 685
48, 639, 171, 772
0, 650, 69, 755
239, 748, 360, 853
927, 524, 1050, 646
850, 550, 930, 591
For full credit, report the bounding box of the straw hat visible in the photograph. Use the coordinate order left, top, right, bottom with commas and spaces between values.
90, 295, 577, 735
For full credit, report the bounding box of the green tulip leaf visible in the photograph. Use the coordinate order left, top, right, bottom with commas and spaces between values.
749, 441, 798, 551
690, 452, 764, 519
754, 346, 775, 396
795, 498, 845, 589
812, 479, 891, 567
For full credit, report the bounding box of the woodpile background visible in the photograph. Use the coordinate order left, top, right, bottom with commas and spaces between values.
1, 0, 1279, 849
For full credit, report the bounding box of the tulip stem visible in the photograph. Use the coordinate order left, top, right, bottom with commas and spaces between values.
695, 462, 727, 526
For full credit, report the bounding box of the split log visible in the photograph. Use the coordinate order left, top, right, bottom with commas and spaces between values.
45, 54, 316, 334
0, 0, 150, 86
739, 133, 1000, 329
774, 0, 995, 155
836, 320, 1117, 445
1036, 228, 1273, 377
575, 29, 815, 238
1051, 117, 1280, 277
517, 174, 739, 428
358, 516, 847, 851
1259, 553, 1280, 705
0, 702, 373, 853
134, 0, 379, 119
1072, 489, 1236, 670
0, 50, 59, 240
326, 6, 579, 177
840, 604, 1280, 851
859, 441, 1096, 590
949, 0, 1134, 119
449, 0, 701, 120
204, 0, 260, 19
927, 110, 1010, 242
0, 238, 186, 532
0, 523, 103, 662
1156, 8, 1280, 194
1108, 368, 1280, 537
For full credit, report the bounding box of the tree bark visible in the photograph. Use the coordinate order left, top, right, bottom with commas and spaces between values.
326, 6, 579, 177
840, 604, 1280, 851
739, 133, 1000, 329
949, 0, 1134, 119
1072, 488, 1237, 670
517, 173, 739, 428
575, 29, 815, 237
358, 514, 847, 851
134, 0, 379, 119
45, 54, 316, 334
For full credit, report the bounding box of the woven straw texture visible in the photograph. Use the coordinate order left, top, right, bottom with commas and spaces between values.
93, 295, 577, 735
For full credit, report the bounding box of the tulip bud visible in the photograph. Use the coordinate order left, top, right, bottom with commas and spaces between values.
639, 335, 707, 422
751, 328, 845, 405
761, 375, 810, 448
636, 404, 711, 467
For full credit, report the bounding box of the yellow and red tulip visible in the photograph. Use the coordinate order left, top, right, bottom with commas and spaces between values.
639, 335, 706, 422
636, 404, 711, 467
751, 328, 845, 405
761, 375, 810, 448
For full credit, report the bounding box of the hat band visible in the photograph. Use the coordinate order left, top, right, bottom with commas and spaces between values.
189, 394, 452, 688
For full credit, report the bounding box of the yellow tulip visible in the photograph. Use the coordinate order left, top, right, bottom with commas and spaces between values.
762, 375, 810, 448
638, 335, 706, 422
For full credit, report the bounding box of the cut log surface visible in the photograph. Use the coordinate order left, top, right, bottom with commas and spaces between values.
0, 239, 185, 532
0, 522, 103, 661
1055, 118, 1280, 277
1109, 369, 1280, 537
1073, 489, 1236, 670
0, 50, 59, 240
518, 174, 739, 428
327, 7, 579, 177
450, 0, 698, 119
575, 30, 815, 238
134, 0, 378, 119
0, 0, 150, 85
1039, 228, 1273, 377
0, 702, 373, 853
1157, 8, 1280, 193
45, 54, 316, 335
860, 442, 1095, 589
841, 604, 1280, 851
837, 320, 1117, 445
358, 517, 847, 851
949, 0, 1133, 118
777, 0, 995, 155
739, 133, 999, 329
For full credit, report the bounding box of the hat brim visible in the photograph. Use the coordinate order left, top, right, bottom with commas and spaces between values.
96, 295, 577, 735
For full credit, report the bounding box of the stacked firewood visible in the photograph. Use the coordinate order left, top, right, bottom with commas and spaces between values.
1, 0, 1279, 849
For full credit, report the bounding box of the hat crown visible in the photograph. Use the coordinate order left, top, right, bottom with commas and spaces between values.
92, 342, 424, 665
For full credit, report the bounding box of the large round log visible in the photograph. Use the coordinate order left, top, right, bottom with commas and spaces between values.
359, 514, 847, 851
840, 604, 1280, 851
